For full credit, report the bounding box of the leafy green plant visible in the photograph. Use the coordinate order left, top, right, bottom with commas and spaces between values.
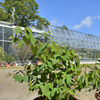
62, 24, 68, 30
12, 27, 100, 100
0, 47, 15, 65
3, 53, 15, 64
0, 47, 3, 63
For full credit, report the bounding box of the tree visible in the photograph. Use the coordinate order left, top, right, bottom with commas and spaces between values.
0, 0, 50, 29
62, 24, 68, 30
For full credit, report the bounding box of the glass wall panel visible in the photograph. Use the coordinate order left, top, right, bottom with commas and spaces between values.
48, 26, 100, 52
4, 27, 13, 40
4, 42, 13, 54
96, 52, 100, 59
0, 24, 100, 61
0, 26, 3, 40
0, 41, 3, 48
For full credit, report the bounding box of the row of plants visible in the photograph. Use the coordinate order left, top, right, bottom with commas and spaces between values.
11, 27, 100, 100
0, 42, 32, 67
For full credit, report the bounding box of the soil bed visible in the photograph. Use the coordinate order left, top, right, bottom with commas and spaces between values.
0, 69, 97, 100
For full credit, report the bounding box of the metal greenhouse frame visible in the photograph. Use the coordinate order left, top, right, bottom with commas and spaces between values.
0, 21, 13, 54
47, 25, 100, 61
0, 21, 100, 62
0, 21, 45, 54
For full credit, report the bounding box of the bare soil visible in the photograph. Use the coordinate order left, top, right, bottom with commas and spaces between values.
0, 69, 97, 100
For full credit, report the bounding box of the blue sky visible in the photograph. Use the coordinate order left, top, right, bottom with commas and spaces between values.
36, 0, 100, 36
0, 0, 100, 36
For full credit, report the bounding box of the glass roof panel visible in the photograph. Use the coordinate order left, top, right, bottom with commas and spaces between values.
48, 26, 100, 50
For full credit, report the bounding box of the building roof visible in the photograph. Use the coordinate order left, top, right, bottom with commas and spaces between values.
0, 21, 13, 26
1, 21, 100, 50
48, 25, 100, 50
0, 21, 45, 33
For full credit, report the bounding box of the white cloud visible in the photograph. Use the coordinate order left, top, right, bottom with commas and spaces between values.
93, 15, 100, 19
73, 16, 92, 29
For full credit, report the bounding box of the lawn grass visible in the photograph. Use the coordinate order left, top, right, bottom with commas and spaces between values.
0, 66, 24, 69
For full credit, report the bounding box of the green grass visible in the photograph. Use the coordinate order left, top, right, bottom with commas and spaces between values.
0, 66, 24, 69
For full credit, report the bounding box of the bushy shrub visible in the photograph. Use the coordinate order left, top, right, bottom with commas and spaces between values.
0, 47, 14, 65
0, 47, 3, 63
12, 27, 100, 100
3, 53, 15, 64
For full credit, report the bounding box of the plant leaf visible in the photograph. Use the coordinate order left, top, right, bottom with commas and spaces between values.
14, 74, 23, 83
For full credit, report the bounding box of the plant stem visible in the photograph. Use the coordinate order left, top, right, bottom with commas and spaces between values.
67, 94, 69, 100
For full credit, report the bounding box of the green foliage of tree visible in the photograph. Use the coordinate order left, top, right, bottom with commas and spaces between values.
0, 0, 50, 29
0, 47, 14, 64
12, 27, 100, 100
0, 47, 3, 63
62, 24, 68, 30
3, 52, 15, 64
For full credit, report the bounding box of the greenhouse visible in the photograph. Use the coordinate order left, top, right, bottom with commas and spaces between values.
47, 25, 100, 61
0, 21, 13, 54
0, 21, 45, 54
0, 21, 100, 62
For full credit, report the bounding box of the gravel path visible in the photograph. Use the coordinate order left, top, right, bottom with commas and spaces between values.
0, 69, 97, 100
